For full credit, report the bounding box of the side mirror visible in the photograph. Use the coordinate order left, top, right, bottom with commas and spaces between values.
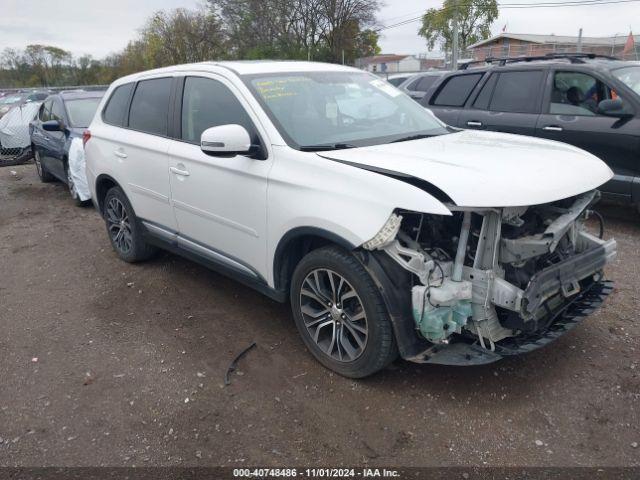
200, 124, 251, 156
597, 98, 631, 117
42, 120, 62, 132
409, 91, 426, 101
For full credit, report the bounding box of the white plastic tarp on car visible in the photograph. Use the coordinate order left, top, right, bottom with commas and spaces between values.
0, 102, 41, 149
68, 137, 91, 201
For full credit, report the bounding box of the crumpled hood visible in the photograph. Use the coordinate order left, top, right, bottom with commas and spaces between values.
318, 130, 613, 207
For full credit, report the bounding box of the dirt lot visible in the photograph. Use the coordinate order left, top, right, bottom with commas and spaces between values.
0, 163, 638, 468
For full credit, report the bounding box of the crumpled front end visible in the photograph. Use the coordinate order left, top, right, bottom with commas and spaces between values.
362, 190, 616, 365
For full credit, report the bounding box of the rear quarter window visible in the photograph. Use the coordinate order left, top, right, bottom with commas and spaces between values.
432, 73, 483, 107
103, 83, 134, 127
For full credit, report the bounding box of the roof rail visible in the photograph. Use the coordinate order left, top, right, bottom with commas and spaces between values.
458, 53, 619, 70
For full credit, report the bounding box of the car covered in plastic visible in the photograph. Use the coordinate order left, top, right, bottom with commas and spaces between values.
0, 101, 42, 163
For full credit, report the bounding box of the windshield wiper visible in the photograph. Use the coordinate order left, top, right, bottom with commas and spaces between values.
299, 143, 358, 152
390, 133, 439, 143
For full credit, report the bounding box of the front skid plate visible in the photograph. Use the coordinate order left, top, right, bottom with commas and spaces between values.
409, 280, 614, 366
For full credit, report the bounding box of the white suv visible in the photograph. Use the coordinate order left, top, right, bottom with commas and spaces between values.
85, 61, 616, 378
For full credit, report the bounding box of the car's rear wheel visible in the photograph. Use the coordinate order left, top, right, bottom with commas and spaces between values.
103, 186, 157, 263
290, 246, 397, 378
34, 150, 54, 183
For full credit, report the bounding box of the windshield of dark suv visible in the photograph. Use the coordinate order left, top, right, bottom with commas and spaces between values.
613, 66, 640, 96
244, 71, 449, 151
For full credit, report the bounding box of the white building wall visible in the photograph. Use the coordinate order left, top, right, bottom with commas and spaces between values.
398, 57, 420, 72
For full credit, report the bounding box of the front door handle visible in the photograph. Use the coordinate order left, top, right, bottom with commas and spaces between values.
466, 120, 483, 127
170, 166, 190, 177
114, 149, 128, 159
542, 125, 563, 132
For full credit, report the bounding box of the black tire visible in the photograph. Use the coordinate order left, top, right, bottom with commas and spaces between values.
34, 149, 54, 182
290, 246, 397, 378
103, 186, 157, 263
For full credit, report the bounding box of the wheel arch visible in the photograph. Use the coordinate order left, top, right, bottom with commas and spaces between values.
272, 227, 356, 294
95, 174, 121, 214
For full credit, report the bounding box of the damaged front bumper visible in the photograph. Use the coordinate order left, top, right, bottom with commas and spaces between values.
409, 278, 613, 365
360, 191, 617, 366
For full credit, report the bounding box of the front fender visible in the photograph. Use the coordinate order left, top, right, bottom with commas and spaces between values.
266, 146, 451, 285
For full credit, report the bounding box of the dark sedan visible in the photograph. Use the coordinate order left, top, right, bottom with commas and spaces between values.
30, 90, 105, 204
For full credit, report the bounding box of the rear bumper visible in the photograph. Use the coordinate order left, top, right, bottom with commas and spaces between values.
412, 279, 613, 366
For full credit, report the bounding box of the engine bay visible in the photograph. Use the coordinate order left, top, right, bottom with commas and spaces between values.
363, 190, 617, 355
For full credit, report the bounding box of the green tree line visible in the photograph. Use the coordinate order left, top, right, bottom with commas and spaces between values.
0, 0, 382, 88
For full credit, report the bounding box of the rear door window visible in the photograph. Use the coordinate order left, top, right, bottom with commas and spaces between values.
103, 83, 134, 126
432, 74, 483, 107
488, 71, 544, 113
128, 78, 172, 136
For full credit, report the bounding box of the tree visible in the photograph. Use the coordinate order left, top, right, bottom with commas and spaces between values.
208, 0, 380, 62
355, 28, 381, 58
24, 44, 73, 86
140, 8, 227, 66
419, 0, 498, 52
318, 0, 380, 63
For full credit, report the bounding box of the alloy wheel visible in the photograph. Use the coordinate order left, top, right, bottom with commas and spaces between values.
105, 197, 133, 254
299, 268, 368, 362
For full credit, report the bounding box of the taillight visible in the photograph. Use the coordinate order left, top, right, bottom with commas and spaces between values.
82, 130, 91, 147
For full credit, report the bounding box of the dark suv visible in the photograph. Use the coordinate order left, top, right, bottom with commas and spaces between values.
421, 54, 640, 209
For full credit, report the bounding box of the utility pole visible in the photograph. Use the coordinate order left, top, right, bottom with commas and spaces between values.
577, 28, 583, 53
452, 0, 459, 69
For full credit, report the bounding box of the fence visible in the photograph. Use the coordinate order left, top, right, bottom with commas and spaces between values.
0, 84, 108, 95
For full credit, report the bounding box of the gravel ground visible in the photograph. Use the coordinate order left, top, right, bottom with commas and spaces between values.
0, 163, 638, 467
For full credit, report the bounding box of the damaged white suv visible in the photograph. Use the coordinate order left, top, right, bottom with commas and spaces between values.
85, 61, 616, 378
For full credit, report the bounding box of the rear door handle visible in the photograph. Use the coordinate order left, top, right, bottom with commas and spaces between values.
542, 125, 563, 132
114, 149, 128, 159
466, 121, 482, 127
170, 166, 190, 177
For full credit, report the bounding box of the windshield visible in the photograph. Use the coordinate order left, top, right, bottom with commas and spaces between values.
65, 98, 102, 128
245, 71, 449, 150
613, 66, 640, 96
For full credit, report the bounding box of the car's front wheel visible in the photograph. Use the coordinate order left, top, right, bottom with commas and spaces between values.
290, 246, 397, 378
103, 186, 157, 263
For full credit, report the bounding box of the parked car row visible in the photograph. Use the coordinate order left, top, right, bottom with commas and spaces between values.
54, 59, 617, 378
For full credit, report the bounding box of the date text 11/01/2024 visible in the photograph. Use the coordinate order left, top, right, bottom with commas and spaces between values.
233, 468, 401, 478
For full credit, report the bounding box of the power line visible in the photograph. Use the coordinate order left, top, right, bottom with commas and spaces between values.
375, 0, 640, 32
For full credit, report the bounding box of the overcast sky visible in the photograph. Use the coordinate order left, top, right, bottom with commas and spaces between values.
0, 0, 638, 58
